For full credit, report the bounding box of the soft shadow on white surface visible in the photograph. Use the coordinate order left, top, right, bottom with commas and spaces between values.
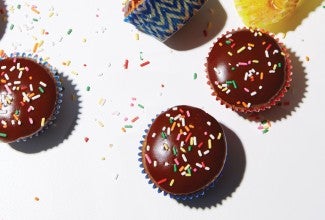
178, 124, 246, 208
239, 49, 307, 122
164, 0, 227, 51
0, 0, 7, 40
9, 74, 81, 153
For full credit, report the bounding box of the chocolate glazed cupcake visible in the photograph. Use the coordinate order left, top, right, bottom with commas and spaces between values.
0, 53, 62, 143
205, 27, 292, 112
140, 105, 227, 199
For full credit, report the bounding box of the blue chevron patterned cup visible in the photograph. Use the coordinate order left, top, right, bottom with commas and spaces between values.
124, 0, 207, 41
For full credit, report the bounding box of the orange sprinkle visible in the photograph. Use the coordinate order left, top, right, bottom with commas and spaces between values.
171, 122, 176, 131
33, 43, 39, 53
260, 72, 264, 80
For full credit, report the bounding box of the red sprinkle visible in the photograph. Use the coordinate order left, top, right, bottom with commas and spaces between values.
157, 178, 167, 185
84, 137, 89, 142
140, 61, 150, 67
124, 59, 129, 69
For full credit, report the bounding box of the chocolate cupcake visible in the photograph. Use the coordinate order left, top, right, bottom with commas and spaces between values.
0, 53, 62, 143
124, 0, 207, 41
140, 105, 227, 199
205, 28, 292, 112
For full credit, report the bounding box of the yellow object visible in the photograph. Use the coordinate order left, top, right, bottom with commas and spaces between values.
234, 0, 300, 28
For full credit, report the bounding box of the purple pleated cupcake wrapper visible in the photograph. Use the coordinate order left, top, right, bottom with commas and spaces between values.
139, 114, 228, 200
8, 52, 63, 142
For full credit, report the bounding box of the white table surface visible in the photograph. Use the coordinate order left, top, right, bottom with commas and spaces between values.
0, 0, 324, 219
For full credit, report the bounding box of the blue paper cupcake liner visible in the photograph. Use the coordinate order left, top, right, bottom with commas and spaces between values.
139, 113, 228, 200
124, 0, 207, 41
6, 52, 63, 142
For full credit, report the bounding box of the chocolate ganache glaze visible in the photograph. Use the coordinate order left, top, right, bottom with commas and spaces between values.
142, 105, 227, 196
206, 28, 291, 112
0, 57, 59, 143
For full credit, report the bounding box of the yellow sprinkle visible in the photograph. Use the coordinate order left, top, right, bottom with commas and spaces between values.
248, 43, 255, 47
135, 33, 139, 40
208, 139, 212, 149
48, 11, 54, 17
237, 46, 246, 54
71, 71, 79, 75
32, 43, 39, 53
184, 164, 190, 171
190, 137, 194, 145
98, 98, 106, 106
227, 51, 233, 56
163, 143, 169, 151
180, 147, 186, 153
169, 179, 175, 186
38, 40, 44, 47
41, 117, 45, 127
217, 132, 222, 140
189, 124, 194, 129
82, 38, 87, 43
97, 120, 104, 127
306, 56, 310, 61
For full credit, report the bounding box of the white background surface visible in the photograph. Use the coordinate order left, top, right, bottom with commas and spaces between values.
0, 0, 324, 219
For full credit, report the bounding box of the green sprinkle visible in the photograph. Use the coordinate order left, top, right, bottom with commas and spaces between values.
188, 146, 192, 151
169, 118, 174, 124
15, 110, 20, 115
232, 80, 238, 89
278, 63, 282, 67
173, 164, 177, 172
67, 29, 73, 35
0, 132, 7, 138
225, 40, 231, 45
86, 86, 90, 91
38, 87, 44, 93
263, 129, 269, 134
17, 4, 21, 9
124, 125, 133, 128
193, 72, 197, 80
231, 67, 236, 71
161, 132, 167, 139
33, 18, 38, 22
172, 146, 178, 156
10, 24, 14, 30
138, 104, 144, 109
187, 167, 192, 175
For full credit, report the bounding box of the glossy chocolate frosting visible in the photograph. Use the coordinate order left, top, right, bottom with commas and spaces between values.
206, 28, 291, 112
142, 105, 227, 195
0, 57, 58, 143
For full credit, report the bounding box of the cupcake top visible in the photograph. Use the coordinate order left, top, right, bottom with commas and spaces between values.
0, 56, 59, 143
206, 28, 291, 112
141, 105, 227, 197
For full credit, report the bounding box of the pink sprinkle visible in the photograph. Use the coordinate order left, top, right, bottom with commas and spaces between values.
124, 59, 129, 69
131, 97, 137, 101
130, 103, 134, 107
238, 62, 248, 66
4, 85, 12, 94
174, 158, 180, 165
145, 154, 152, 164
186, 110, 190, 117
25, 67, 30, 71
176, 133, 181, 141
193, 168, 197, 172
84, 137, 89, 142
27, 106, 34, 112
244, 87, 250, 93
124, 117, 128, 121
204, 131, 208, 135
28, 117, 33, 124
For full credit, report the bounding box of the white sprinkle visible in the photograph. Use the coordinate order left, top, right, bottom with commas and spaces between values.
153, 160, 157, 167
151, 133, 156, 138
31, 94, 41, 100
167, 127, 170, 135
164, 162, 169, 166
181, 117, 185, 127
180, 141, 184, 147
9, 66, 15, 71
18, 71, 23, 79
268, 61, 272, 66
39, 81, 47, 87
1, 65, 6, 70
251, 91, 257, 96
146, 145, 150, 151
182, 154, 187, 162
259, 86, 263, 90
204, 150, 210, 155
265, 50, 269, 58
198, 150, 202, 157
205, 167, 211, 171
29, 84, 33, 91
193, 136, 197, 146
207, 121, 211, 126
226, 33, 232, 38
247, 103, 252, 108
16, 62, 20, 69
14, 81, 21, 85
162, 126, 166, 131
174, 114, 181, 121
196, 163, 203, 168
209, 134, 215, 140
4, 74, 9, 80
269, 70, 276, 73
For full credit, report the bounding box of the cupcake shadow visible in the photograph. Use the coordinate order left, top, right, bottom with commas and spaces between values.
177, 124, 246, 208
9, 74, 81, 153
239, 49, 307, 122
164, 0, 227, 51
264, 0, 323, 33
0, 0, 8, 40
